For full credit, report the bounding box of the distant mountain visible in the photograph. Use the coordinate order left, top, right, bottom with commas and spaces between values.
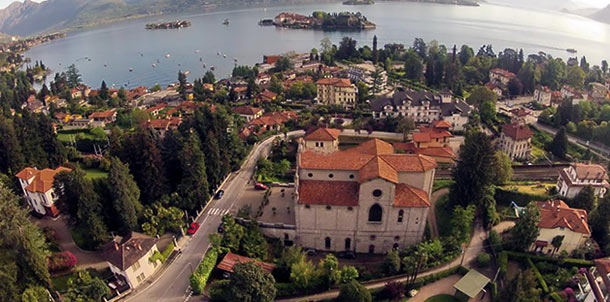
591, 4, 610, 23
484, 0, 583, 11
0, 0, 336, 36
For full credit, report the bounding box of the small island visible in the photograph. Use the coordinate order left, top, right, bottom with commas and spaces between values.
343, 0, 374, 5
272, 11, 375, 30
145, 20, 191, 30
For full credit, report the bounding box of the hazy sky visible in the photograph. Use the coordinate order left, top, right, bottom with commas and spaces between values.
0, 0, 608, 10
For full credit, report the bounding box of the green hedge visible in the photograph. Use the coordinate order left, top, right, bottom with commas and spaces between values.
527, 258, 549, 293
495, 188, 549, 207
150, 242, 175, 264
190, 249, 219, 295
498, 251, 508, 278
504, 251, 594, 268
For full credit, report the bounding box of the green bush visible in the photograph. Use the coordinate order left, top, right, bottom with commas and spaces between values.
527, 258, 549, 293
489, 282, 497, 299
476, 253, 491, 267
190, 249, 219, 295
504, 251, 594, 268
498, 251, 508, 278
495, 188, 549, 207
549, 292, 564, 302
150, 242, 175, 264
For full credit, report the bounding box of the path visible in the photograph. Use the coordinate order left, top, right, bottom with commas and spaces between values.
533, 122, 610, 161
277, 223, 488, 302
33, 216, 107, 270
427, 188, 449, 239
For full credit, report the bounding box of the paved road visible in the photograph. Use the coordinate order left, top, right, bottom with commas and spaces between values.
533, 122, 610, 161
277, 223, 487, 302
435, 164, 569, 181
124, 130, 304, 302
427, 188, 449, 239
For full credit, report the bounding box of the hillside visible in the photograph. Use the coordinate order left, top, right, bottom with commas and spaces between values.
0, 0, 336, 36
591, 4, 610, 24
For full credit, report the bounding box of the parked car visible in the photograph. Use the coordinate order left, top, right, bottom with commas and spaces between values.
254, 182, 269, 190
337, 251, 356, 259
187, 222, 200, 235
214, 190, 224, 199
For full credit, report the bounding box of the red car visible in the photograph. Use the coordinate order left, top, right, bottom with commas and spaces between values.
254, 182, 269, 190
187, 222, 200, 235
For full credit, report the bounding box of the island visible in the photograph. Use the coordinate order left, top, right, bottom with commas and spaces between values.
343, 0, 374, 5
145, 20, 191, 30
272, 11, 376, 30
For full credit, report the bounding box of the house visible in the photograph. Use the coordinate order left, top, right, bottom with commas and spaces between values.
561, 85, 587, 104
258, 89, 278, 102
485, 82, 503, 97
27, 95, 45, 113
249, 111, 297, 132
216, 252, 275, 275
233, 86, 248, 100
315, 78, 357, 108
143, 118, 182, 137
534, 86, 553, 106
393, 122, 457, 164
489, 68, 516, 85
103, 232, 161, 289
145, 103, 169, 117
255, 73, 271, 85
557, 163, 609, 199
295, 137, 436, 254
579, 258, 610, 302
16, 166, 72, 217
440, 100, 472, 131
371, 90, 444, 123
67, 118, 93, 129
89, 109, 117, 127
531, 200, 590, 255
590, 82, 609, 102
263, 55, 281, 65
302, 127, 341, 153
498, 122, 533, 160
70, 88, 82, 99
345, 62, 387, 88
232, 106, 264, 122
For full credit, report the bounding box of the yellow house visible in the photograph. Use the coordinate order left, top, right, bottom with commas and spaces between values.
531, 200, 590, 255
103, 232, 162, 289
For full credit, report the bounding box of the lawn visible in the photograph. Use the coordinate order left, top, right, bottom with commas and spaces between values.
84, 168, 108, 180
433, 179, 454, 192
57, 129, 96, 143
425, 294, 460, 302
501, 182, 555, 196
435, 194, 453, 238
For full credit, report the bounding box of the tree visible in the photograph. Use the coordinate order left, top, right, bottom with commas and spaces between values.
177, 134, 209, 212
290, 257, 318, 289
372, 35, 378, 64
381, 249, 401, 276
337, 280, 372, 302
508, 77, 523, 96
99, 80, 109, 100
467, 86, 497, 107
602, 60, 608, 74
413, 38, 427, 59
220, 215, 245, 252
591, 195, 610, 253
510, 202, 541, 251
141, 198, 184, 236
479, 100, 496, 123
566, 65, 585, 89
223, 262, 276, 302
178, 71, 188, 99
491, 150, 513, 185
108, 157, 142, 234
549, 127, 568, 158
336, 37, 358, 61
497, 270, 541, 302
541, 58, 566, 90
449, 130, 495, 207
459, 45, 474, 65
0, 117, 25, 175
404, 50, 424, 82
240, 222, 267, 259
0, 183, 51, 289
319, 254, 340, 288
202, 70, 216, 84
21, 286, 50, 302
63, 270, 110, 302
551, 235, 564, 255
339, 266, 359, 283
571, 185, 596, 212
66, 64, 82, 88
274, 57, 292, 72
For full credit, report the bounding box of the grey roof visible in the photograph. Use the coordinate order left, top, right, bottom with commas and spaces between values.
371, 90, 442, 112
441, 100, 472, 117
453, 269, 490, 298
103, 232, 158, 271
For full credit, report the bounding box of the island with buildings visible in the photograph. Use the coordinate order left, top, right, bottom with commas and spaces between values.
145, 20, 191, 30
343, 0, 375, 5
272, 11, 376, 30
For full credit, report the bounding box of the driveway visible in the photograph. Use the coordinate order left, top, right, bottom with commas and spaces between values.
427, 188, 449, 239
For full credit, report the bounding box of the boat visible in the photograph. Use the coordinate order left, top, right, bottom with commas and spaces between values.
184, 71, 190, 75
217, 52, 221, 55
152, 64, 156, 68
567, 48, 578, 54
203, 64, 206, 68
200, 58, 203, 62
165, 53, 171, 58
223, 19, 230, 25
129, 68, 134, 72
195, 50, 200, 53
223, 54, 227, 58
210, 66, 215, 71
234, 58, 238, 62
259, 19, 274, 26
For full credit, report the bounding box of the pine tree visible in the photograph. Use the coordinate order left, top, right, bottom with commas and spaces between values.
449, 130, 495, 207
510, 202, 540, 251
571, 185, 596, 212
372, 35, 378, 64
549, 127, 568, 158
0, 118, 25, 175
108, 157, 142, 234
178, 71, 187, 99
160, 130, 184, 192
100, 80, 109, 100
36, 114, 67, 167
177, 134, 209, 212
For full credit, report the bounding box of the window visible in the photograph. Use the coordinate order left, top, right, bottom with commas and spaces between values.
393, 243, 399, 250
345, 238, 351, 250
326, 205, 332, 210
394, 236, 400, 241
368, 204, 382, 222
349, 174, 355, 179
370, 235, 376, 241
369, 245, 375, 254
398, 210, 404, 223
308, 173, 313, 177
136, 273, 145, 283
372, 189, 383, 198
347, 206, 353, 211
328, 173, 334, 178
305, 204, 310, 209
325, 237, 331, 250
132, 261, 141, 272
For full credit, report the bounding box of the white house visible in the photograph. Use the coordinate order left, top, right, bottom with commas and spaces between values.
16, 166, 72, 217
103, 232, 161, 289
534, 86, 552, 107
557, 163, 609, 199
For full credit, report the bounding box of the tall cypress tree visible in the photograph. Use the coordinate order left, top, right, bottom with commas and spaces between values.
549, 127, 568, 158
177, 134, 209, 212
160, 130, 184, 192
0, 118, 25, 175
123, 129, 168, 204
108, 157, 142, 234
36, 114, 66, 167
449, 130, 495, 207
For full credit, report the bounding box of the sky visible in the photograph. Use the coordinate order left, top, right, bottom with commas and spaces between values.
0, 0, 608, 10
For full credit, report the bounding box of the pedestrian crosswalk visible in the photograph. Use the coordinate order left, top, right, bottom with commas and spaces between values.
208, 208, 231, 216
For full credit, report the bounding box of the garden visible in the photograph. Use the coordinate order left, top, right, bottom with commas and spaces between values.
256, 138, 297, 184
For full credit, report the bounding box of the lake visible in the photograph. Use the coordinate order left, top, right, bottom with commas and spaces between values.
24, 1, 610, 89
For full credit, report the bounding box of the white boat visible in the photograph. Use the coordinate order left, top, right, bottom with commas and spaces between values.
129, 68, 134, 72
217, 52, 221, 55
195, 50, 200, 53
152, 64, 156, 68
223, 54, 227, 58
184, 71, 190, 75
165, 53, 171, 58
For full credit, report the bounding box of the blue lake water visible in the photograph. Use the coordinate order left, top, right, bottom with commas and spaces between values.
24, 1, 610, 89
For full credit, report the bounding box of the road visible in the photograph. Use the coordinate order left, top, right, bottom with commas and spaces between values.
533, 122, 610, 161
124, 130, 304, 302
435, 164, 569, 181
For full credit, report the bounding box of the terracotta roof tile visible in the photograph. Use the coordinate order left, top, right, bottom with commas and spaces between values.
393, 142, 457, 159
344, 139, 394, 155
298, 180, 359, 206
17, 167, 72, 193
315, 77, 352, 87
536, 200, 590, 235
359, 156, 398, 184
304, 128, 341, 141
502, 123, 533, 140
394, 184, 430, 207
572, 163, 608, 180
217, 252, 275, 273
89, 110, 116, 119
233, 106, 263, 116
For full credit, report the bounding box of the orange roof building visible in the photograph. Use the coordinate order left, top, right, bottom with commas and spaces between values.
499, 123, 533, 160
531, 200, 591, 254
315, 77, 357, 108
16, 166, 72, 217
558, 163, 609, 199
295, 136, 436, 254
